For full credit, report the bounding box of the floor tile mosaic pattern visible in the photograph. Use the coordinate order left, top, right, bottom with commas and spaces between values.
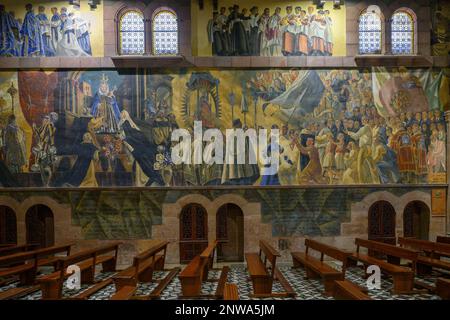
0, 261, 446, 300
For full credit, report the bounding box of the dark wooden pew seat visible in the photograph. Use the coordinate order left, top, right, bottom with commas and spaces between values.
398, 237, 450, 275
246, 240, 295, 298
38, 242, 121, 300
333, 280, 372, 300
111, 240, 176, 300
349, 238, 417, 294
436, 278, 450, 300
0, 243, 74, 285
223, 283, 239, 300
179, 240, 229, 298
291, 239, 350, 296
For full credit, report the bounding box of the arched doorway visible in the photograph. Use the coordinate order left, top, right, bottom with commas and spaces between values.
403, 201, 430, 240
0, 206, 17, 245
216, 203, 244, 262
26, 205, 54, 248
368, 201, 396, 245
179, 203, 208, 264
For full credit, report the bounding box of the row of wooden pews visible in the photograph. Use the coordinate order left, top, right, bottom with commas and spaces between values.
179, 240, 230, 298
291, 236, 450, 300
246, 240, 295, 298
38, 242, 121, 299
292, 239, 350, 296
110, 240, 178, 300
349, 238, 420, 294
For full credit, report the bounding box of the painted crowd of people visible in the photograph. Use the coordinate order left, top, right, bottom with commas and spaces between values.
208, 5, 333, 56
0, 4, 92, 57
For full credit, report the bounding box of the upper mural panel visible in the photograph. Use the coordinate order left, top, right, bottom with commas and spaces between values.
431, 0, 450, 56
198, 0, 346, 56
0, 0, 103, 57
0, 67, 448, 188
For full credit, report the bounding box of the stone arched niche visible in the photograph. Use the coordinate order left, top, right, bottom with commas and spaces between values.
152, 193, 270, 264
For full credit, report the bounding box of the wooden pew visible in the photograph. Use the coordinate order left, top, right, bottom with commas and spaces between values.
333, 280, 372, 300
349, 238, 418, 294
436, 278, 450, 300
0, 244, 40, 258
245, 240, 295, 298
0, 243, 74, 285
291, 239, 351, 296
38, 242, 121, 300
0, 285, 41, 300
434, 236, 450, 259
437, 236, 450, 245
111, 240, 178, 300
398, 237, 450, 275
179, 240, 229, 298
223, 283, 239, 300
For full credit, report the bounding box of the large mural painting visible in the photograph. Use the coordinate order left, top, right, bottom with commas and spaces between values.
0, 0, 103, 57
206, 1, 344, 56
0, 67, 447, 189
431, 0, 450, 56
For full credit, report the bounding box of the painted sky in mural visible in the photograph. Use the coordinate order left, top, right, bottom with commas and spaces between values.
207, 3, 335, 56
0, 67, 447, 188
0, 1, 102, 57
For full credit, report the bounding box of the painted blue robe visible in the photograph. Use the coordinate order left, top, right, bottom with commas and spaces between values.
20, 10, 44, 56
376, 144, 401, 184
91, 92, 121, 132
36, 13, 55, 56
0, 11, 19, 56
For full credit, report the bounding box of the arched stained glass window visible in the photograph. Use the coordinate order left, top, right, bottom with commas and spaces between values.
119, 10, 145, 55
359, 11, 382, 54
391, 11, 414, 55
152, 9, 178, 55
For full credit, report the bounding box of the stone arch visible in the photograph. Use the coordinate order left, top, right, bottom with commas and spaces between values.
341, 190, 431, 240
19, 196, 81, 245
153, 193, 268, 264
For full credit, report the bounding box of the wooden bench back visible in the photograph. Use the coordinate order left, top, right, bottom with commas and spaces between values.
0, 250, 36, 267
0, 244, 40, 257
0, 243, 74, 267
305, 238, 350, 271
60, 242, 122, 269
133, 240, 169, 274
398, 237, 435, 252
259, 240, 280, 277
355, 238, 418, 263
437, 236, 450, 245
200, 240, 217, 260
398, 237, 450, 255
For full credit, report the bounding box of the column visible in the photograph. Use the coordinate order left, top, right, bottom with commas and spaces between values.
444, 111, 450, 235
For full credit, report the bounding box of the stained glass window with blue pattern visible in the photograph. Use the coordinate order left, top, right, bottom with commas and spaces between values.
359, 12, 382, 54
391, 12, 414, 55
153, 10, 178, 55
119, 10, 145, 55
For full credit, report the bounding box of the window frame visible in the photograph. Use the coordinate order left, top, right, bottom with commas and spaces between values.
358, 7, 384, 55
390, 8, 417, 55
151, 7, 179, 56
117, 8, 146, 56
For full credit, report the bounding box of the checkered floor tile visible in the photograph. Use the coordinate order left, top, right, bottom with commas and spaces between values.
0, 263, 445, 300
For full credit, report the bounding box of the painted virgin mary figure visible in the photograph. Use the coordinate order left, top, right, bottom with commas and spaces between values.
91, 73, 121, 133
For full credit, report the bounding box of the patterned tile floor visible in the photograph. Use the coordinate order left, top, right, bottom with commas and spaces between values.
0, 262, 446, 300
